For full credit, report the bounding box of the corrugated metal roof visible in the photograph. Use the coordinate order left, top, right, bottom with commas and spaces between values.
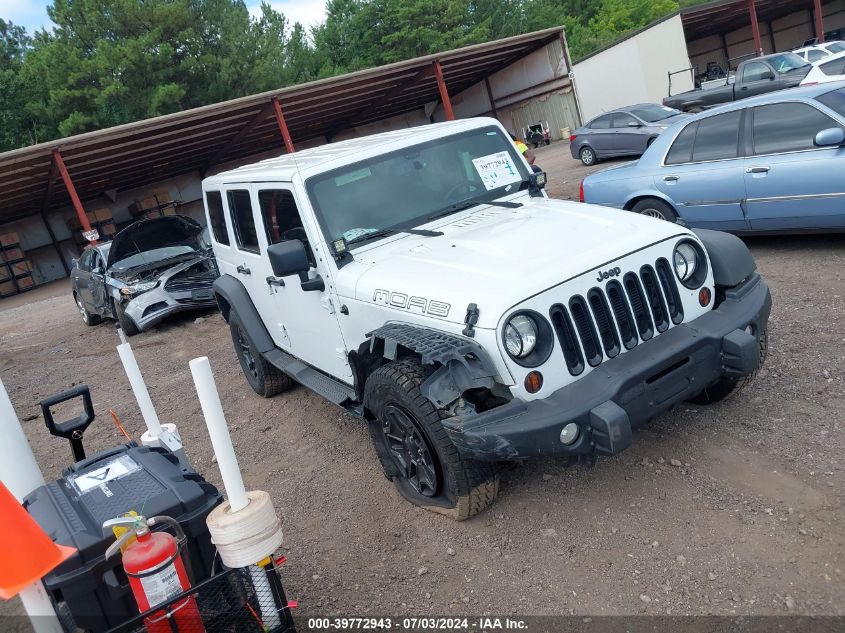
0, 27, 565, 223
680, 0, 818, 42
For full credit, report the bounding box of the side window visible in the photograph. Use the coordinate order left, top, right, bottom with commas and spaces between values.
807, 49, 828, 62
226, 190, 259, 253
611, 113, 638, 128
819, 57, 845, 76
752, 102, 838, 154
742, 62, 771, 82
205, 190, 229, 245
258, 189, 303, 245
92, 252, 104, 273
691, 110, 741, 162
78, 249, 94, 272
665, 122, 698, 165
258, 189, 315, 266
590, 115, 613, 129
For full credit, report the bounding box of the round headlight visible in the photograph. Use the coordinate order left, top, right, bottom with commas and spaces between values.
504, 314, 538, 358
673, 242, 699, 283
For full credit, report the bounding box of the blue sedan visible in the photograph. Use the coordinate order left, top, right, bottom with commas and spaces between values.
581, 83, 845, 232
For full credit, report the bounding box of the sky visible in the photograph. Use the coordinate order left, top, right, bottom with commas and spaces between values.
3, 0, 328, 34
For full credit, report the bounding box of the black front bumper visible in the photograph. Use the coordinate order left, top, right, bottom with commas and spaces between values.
443, 273, 772, 461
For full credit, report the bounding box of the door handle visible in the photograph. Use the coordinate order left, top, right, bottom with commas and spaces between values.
663, 175, 679, 182
746, 166, 770, 174
236, 264, 251, 275
266, 276, 285, 287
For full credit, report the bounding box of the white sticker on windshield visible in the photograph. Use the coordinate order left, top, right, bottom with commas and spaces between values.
472, 152, 522, 191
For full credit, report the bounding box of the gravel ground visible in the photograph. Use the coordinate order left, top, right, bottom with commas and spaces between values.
1, 141, 843, 624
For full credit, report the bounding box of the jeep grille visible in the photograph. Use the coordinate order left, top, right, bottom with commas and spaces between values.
550, 261, 684, 376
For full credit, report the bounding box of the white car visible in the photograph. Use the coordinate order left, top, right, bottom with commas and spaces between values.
800, 50, 845, 85
793, 40, 845, 63
202, 118, 771, 519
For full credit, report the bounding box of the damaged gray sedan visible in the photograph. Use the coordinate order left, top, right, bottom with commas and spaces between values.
70, 215, 218, 335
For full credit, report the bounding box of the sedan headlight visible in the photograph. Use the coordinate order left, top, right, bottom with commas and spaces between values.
673, 240, 707, 288
504, 314, 538, 358
120, 280, 159, 297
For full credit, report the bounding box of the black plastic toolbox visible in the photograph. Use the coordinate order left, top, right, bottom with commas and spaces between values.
23, 444, 222, 632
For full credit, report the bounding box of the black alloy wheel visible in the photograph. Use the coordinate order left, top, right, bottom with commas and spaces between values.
380, 403, 441, 497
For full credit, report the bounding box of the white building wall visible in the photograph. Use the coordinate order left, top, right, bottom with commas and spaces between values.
572, 14, 694, 122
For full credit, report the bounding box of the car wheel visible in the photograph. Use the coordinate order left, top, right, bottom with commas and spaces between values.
228, 311, 292, 397
631, 198, 678, 223
688, 328, 768, 404
580, 146, 597, 166
364, 360, 499, 521
113, 300, 140, 336
74, 293, 101, 326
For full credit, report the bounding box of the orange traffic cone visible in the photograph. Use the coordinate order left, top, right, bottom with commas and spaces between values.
0, 481, 75, 600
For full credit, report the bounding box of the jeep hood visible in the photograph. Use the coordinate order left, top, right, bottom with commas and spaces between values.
107, 215, 204, 271
341, 198, 689, 329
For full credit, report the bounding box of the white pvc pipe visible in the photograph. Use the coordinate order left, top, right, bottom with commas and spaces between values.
189, 357, 248, 513
249, 565, 282, 630
0, 376, 46, 501
0, 376, 63, 633
117, 341, 162, 438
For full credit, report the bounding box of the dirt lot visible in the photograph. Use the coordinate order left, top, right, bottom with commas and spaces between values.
1, 141, 843, 622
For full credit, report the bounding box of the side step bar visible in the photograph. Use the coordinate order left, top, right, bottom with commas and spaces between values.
264, 348, 356, 406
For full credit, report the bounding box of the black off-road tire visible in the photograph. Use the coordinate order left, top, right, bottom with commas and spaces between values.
113, 300, 139, 336
364, 360, 499, 521
74, 293, 101, 326
631, 198, 678, 223
688, 327, 768, 405
228, 311, 292, 398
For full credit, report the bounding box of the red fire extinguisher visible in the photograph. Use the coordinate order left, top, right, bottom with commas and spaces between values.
105, 515, 206, 633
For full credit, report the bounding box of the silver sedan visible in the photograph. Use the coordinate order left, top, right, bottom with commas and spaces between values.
569, 103, 689, 166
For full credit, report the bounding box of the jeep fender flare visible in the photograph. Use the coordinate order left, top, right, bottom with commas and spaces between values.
213, 274, 275, 354
692, 228, 757, 287
364, 323, 502, 409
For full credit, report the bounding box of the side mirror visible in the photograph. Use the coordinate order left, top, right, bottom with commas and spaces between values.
267, 240, 310, 277
267, 240, 326, 292
627, 121, 641, 128
814, 127, 845, 147
761, 70, 775, 80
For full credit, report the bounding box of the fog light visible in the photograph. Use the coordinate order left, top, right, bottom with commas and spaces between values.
559, 423, 580, 445
698, 287, 711, 307
524, 371, 543, 394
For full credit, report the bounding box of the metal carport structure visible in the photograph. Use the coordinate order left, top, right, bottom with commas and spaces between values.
0, 26, 569, 238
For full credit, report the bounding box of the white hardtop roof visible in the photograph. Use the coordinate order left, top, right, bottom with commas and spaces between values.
203, 117, 504, 186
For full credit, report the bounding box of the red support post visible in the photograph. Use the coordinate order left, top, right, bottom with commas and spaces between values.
271, 97, 295, 154
53, 149, 96, 244
748, 0, 764, 56
432, 59, 455, 121
813, 0, 826, 43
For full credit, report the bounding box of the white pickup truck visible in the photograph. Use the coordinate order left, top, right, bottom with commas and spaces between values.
203, 118, 771, 520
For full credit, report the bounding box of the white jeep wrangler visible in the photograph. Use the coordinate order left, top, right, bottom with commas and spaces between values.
203, 118, 771, 520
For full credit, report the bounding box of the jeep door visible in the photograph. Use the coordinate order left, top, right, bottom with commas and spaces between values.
251, 184, 353, 383
653, 109, 749, 231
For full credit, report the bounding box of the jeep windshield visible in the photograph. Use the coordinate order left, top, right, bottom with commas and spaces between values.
306, 126, 530, 248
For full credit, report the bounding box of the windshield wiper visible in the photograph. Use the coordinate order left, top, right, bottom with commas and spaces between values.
345, 227, 443, 247
429, 197, 523, 221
